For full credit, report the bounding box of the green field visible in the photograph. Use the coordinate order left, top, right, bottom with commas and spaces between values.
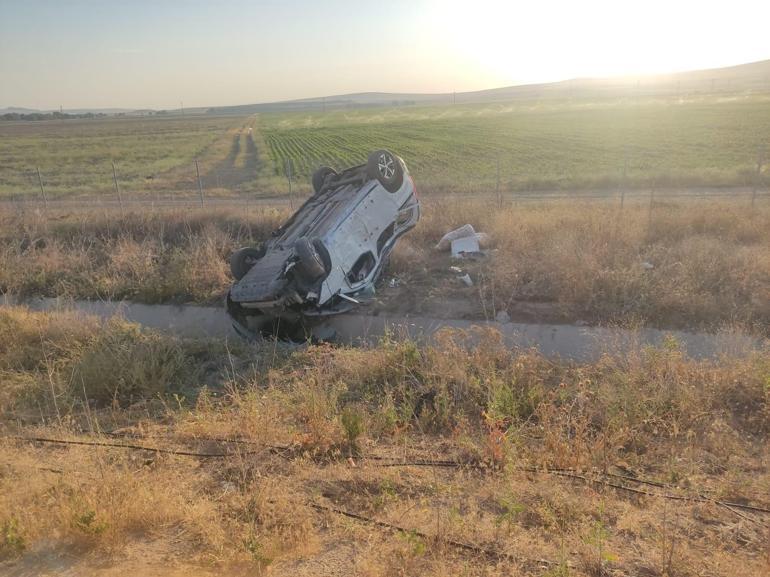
0, 115, 253, 197
261, 97, 770, 192
1, 95, 769, 198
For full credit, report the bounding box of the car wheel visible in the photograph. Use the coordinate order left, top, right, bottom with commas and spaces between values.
230, 246, 265, 280
312, 166, 337, 194
294, 237, 327, 280
367, 149, 404, 192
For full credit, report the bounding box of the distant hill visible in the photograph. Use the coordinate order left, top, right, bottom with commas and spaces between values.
61, 107, 134, 114
455, 58, 770, 103
208, 58, 770, 115
0, 106, 135, 115
0, 107, 40, 114
7, 58, 770, 117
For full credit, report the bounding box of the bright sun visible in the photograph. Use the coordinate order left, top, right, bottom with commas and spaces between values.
427, 0, 769, 86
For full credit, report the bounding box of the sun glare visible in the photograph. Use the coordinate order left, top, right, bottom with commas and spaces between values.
429, 0, 769, 86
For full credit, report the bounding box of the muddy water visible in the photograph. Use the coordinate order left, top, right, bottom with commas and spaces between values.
6, 296, 765, 362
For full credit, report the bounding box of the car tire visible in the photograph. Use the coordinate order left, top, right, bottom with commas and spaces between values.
230, 246, 265, 280
294, 237, 327, 280
367, 149, 404, 192
312, 166, 337, 194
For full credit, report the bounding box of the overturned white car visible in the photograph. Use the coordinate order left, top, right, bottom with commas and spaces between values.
226, 149, 420, 339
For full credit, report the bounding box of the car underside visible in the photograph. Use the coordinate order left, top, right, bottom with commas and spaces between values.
226, 149, 420, 339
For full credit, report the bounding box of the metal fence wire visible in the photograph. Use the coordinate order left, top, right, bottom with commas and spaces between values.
2, 149, 769, 209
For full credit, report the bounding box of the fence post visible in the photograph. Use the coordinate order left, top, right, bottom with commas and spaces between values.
620, 153, 627, 210
752, 148, 764, 209
495, 155, 501, 210
36, 167, 48, 210
195, 159, 204, 206
111, 162, 124, 212
647, 178, 656, 237
286, 159, 294, 210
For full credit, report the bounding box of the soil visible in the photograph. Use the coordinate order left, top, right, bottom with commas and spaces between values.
371, 252, 580, 326
206, 128, 259, 190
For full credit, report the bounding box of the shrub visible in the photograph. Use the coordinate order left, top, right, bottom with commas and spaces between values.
73, 319, 192, 405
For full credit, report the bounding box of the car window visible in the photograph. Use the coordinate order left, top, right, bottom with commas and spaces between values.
346, 251, 376, 284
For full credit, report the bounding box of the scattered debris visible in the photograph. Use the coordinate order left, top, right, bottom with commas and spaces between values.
641, 261, 655, 270
438, 224, 491, 258
449, 266, 463, 274
451, 235, 481, 258
388, 277, 400, 288
495, 310, 511, 324
458, 273, 473, 287
436, 224, 476, 251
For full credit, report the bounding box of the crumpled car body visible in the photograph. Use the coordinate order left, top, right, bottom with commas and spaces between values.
226, 149, 420, 338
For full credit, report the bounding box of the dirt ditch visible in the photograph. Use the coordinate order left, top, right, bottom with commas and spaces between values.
7, 297, 765, 362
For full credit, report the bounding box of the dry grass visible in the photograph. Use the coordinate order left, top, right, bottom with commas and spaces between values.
0, 205, 285, 303
397, 196, 770, 331
1, 307, 768, 575
0, 197, 768, 333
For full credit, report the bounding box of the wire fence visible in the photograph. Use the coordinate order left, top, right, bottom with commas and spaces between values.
3, 149, 769, 212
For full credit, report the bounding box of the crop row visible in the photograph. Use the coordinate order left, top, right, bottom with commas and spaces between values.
259, 99, 770, 190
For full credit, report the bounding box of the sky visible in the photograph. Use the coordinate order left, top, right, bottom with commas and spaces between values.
1, 0, 769, 110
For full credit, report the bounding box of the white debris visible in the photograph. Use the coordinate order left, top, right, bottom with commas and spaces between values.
641, 261, 654, 270
388, 277, 400, 288
436, 224, 475, 251
495, 310, 511, 324
449, 266, 463, 273
438, 224, 491, 256
458, 273, 473, 287
451, 235, 481, 258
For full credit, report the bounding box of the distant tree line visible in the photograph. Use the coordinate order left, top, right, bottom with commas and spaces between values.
1, 111, 108, 121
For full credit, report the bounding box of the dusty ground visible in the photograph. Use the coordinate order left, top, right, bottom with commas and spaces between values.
372, 251, 580, 325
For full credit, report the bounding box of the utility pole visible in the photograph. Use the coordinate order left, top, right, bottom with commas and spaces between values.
180, 101, 185, 117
